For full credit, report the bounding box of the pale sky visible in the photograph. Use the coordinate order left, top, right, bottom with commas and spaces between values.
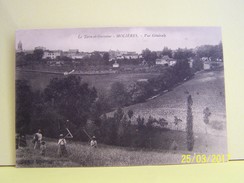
16, 27, 222, 53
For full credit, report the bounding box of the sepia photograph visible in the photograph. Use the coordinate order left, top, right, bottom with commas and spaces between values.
15, 27, 227, 167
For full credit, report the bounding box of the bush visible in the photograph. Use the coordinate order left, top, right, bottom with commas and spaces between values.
109, 82, 131, 108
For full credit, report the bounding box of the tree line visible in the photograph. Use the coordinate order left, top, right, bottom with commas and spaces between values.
16, 43, 223, 68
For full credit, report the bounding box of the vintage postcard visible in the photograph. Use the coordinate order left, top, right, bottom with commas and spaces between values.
15, 27, 227, 167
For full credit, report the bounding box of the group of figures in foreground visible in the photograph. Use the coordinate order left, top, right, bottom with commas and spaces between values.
17, 129, 98, 158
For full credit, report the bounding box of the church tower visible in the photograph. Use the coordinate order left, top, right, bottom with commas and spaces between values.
17, 41, 23, 52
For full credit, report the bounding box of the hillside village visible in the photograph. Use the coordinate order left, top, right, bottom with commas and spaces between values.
16, 41, 223, 73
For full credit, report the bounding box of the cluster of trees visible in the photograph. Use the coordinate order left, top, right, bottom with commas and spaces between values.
173, 48, 194, 60
16, 76, 98, 138
140, 43, 223, 68
90, 108, 170, 149
141, 48, 158, 66
71, 52, 110, 66
112, 58, 142, 66
191, 42, 223, 72
141, 47, 194, 66
16, 50, 110, 67
16, 49, 44, 66
17, 43, 223, 70
108, 59, 193, 107
16, 76, 171, 149
196, 43, 223, 60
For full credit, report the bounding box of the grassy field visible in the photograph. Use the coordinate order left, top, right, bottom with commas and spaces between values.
16, 70, 160, 93
123, 70, 226, 132
118, 70, 227, 154
16, 137, 186, 167
17, 135, 226, 167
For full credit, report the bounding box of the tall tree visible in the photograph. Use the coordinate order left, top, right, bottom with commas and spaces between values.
173, 48, 194, 60
90, 51, 103, 65
110, 108, 124, 145
102, 52, 110, 64
44, 75, 97, 129
127, 110, 134, 121
142, 48, 157, 66
192, 57, 204, 72
186, 95, 194, 151
90, 93, 111, 126
16, 80, 33, 135
150, 51, 157, 65
161, 47, 173, 58
142, 48, 151, 62
114, 107, 124, 123
136, 115, 146, 147
173, 60, 192, 82
203, 107, 211, 153
33, 49, 44, 61
109, 82, 130, 107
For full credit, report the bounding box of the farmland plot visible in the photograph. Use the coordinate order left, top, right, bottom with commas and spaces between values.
16, 70, 160, 93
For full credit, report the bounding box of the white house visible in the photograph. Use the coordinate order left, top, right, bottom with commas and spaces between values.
156, 56, 176, 66
109, 50, 139, 60
71, 52, 86, 59
42, 50, 62, 59
123, 53, 139, 59
169, 60, 177, 66
113, 60, 119, 68
203, 62, 211, 70
156, 58, 168, 65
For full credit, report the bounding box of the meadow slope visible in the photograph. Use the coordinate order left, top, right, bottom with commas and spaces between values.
120, 70, 227, 154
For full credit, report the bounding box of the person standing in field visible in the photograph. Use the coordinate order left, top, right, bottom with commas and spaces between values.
33, 129, 42, 150
40, 141, 47, 156
58, 134, 67, 157
90, 136, 97, 148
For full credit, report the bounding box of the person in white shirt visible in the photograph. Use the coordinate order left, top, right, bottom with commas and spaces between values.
33, 129, 42, 150
90, 136, 97, 148
58, 134, 67, 157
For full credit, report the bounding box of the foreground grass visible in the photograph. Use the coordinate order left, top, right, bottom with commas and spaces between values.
16, 138, 186, 167
17, 127, 227, 167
